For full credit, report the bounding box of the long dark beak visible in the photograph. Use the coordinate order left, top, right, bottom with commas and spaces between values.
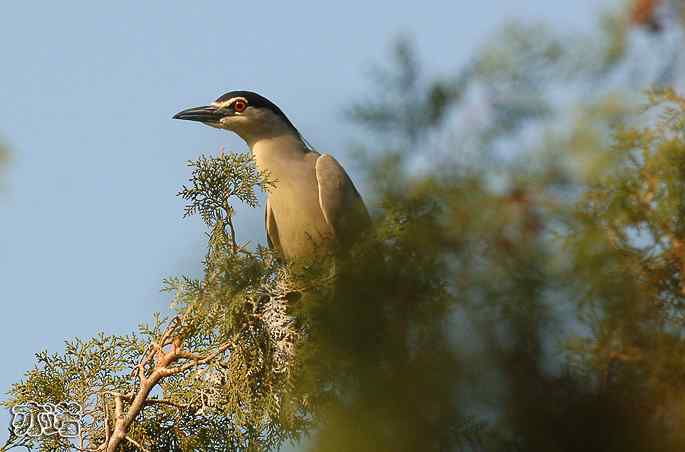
173, 105, 224, 123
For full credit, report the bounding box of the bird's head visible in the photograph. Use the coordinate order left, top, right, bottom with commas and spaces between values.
173, 90, 303, 145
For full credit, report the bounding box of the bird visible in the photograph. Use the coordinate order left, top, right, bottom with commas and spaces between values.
173, 90, 370, 264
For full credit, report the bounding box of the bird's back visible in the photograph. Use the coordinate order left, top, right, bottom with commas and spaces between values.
257, 141, 368, 262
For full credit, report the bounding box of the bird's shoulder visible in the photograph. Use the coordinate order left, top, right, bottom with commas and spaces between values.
314, 153, 345, 178
314, 153, 370, 236
314, 153, 361, 199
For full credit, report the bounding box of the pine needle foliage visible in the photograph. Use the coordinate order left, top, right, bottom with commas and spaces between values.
3, 153, 306, 452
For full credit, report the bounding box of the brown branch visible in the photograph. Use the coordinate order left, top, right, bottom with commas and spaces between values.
170, 340, 233, 375
103, 395, 111, 445
103, 338, 233, 452
125, 435, 150, 452
226, 216, 238, 253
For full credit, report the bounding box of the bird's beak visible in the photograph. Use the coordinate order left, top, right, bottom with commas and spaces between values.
172, 105, 224, 123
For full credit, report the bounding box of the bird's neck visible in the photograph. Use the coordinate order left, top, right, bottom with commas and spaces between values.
249, 133, 309, 175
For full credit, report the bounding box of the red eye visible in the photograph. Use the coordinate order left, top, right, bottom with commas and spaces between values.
233, 100, 247, 113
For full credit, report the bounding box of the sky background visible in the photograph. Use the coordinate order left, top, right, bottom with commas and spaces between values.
0, 0, 604, 445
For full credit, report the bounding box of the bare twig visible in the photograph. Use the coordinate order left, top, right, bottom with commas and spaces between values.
102, 335, 234, 452
125, 435, 150, 452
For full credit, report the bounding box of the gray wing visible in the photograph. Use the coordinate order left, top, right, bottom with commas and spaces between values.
264, 197, 283, 255
315, 154, 371, 247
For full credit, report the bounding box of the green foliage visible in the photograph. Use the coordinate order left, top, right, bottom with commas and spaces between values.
3, 153, 304, 451
347, 37, 464, 146
339, 18, 685, 449
562, 89, 685, 449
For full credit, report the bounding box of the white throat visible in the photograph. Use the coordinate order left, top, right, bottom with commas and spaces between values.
250, 133, 309, 178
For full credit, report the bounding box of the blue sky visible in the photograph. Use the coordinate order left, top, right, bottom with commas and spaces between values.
0, 0, 602, 444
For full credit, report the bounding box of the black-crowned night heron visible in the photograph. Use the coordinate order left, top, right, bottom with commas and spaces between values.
174, 90, 370, 263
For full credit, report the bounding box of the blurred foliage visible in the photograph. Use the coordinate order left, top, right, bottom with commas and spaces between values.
0, 141, 8, 191
7, 1, 685, 451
